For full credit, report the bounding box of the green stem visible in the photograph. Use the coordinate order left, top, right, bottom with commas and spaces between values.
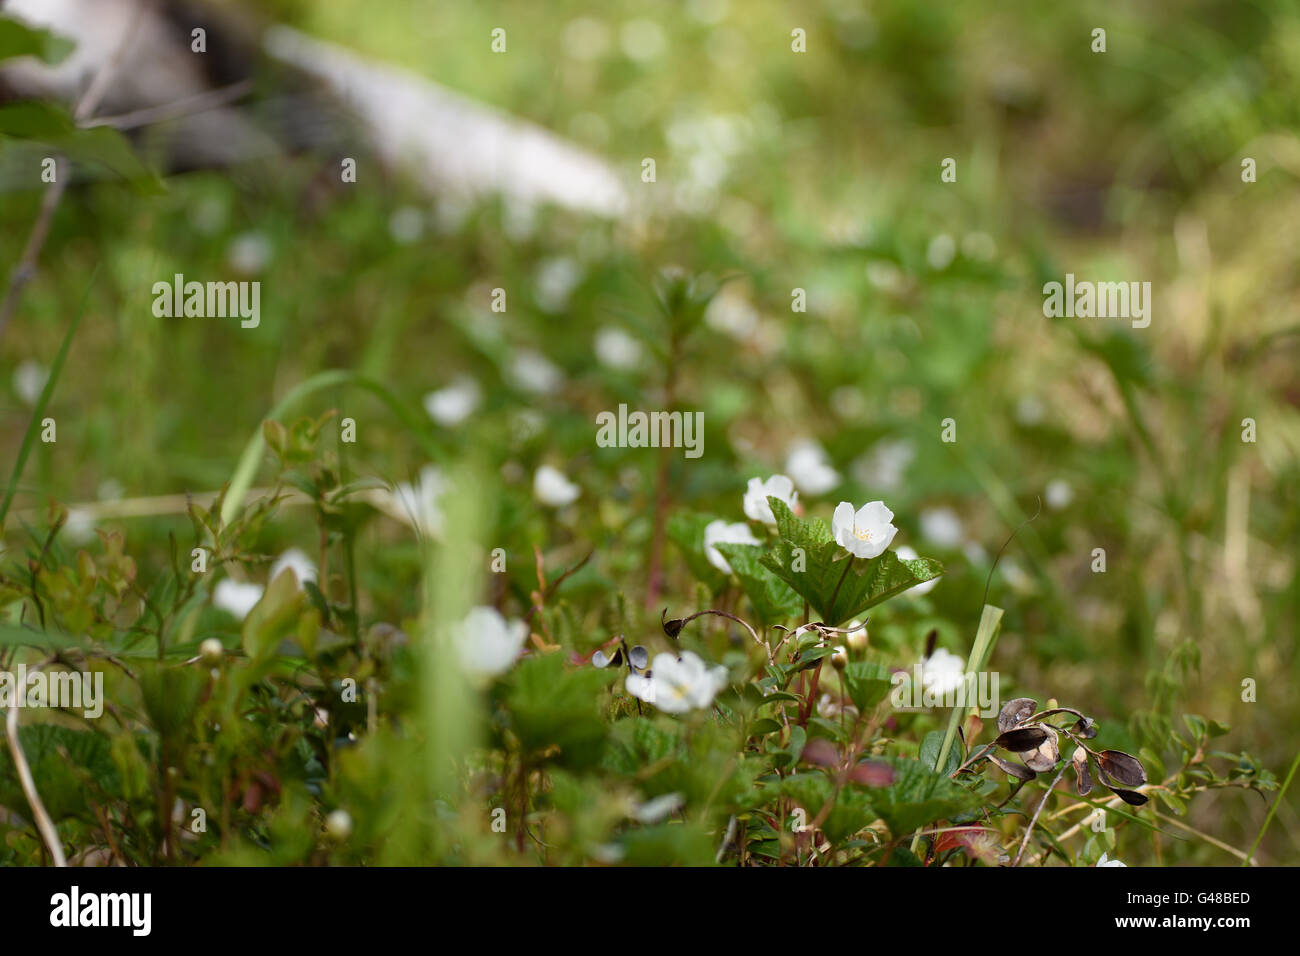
1242, 746, 1300, 865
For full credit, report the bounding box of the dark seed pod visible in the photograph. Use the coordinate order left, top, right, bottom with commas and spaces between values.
661, 608, 685, 639
989, 754, 1036, 780
1097, 750, 1147, 788
1071, 746, 1093, 796
997, 698, 1037, 733
1106, 786, 1149, 807
1022, 729, 1061, 773
1071, 716, 1098, 739
994, 726, 1050, 751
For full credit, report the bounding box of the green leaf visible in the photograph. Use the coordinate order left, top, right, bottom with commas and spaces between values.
0, 102, 162, 191
782, 772, 876, 845
920, 729, 960, 777
867, 759, 984, 837
713, 542, 801, 624
758, 499, 941, 625
0, 725, 118, 821
506, 652, 613, 770
843, 658, 894, 713
0, 16, 74, 65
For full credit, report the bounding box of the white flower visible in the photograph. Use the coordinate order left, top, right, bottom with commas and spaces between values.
785, 440, 840, 495
926, 233, 956, 270
919, 506, 964, 549
534, 465, 580, 507
594, 326, 643, 369
509, 349, 564, 395
12, 359, 48, 406
896, 545, 939, 595
454, 606, 528, 678
388, 206, 425, 244
227, 232, 272, 275
633, 792, 685, 823
852, 438, 915, 492
703, 519, 759, 574
213, 578, 264, 620
625, 651, 728, 713
270, 548, 317, 586
423, 376, 481, 427
393, 465, 447, 536
832, 500, 898, 559
63, 507, 96, 544
742, 474, 798, 526
921, 647, 967, 695
1096, 852, 1126, 868
534, 257, 582, 313
1045, 479, 1073, 510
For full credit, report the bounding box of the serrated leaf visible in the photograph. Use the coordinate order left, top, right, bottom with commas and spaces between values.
714, 542, 801, 624
759, 499, 941, 625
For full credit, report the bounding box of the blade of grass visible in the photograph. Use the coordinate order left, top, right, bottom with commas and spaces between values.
910, 602, 1003, 854
1243, 746, 1300, 865
0, 264, 98, 530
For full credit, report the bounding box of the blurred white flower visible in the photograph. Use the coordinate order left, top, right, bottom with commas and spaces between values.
12, 359, 48, 406
704, 290, 758, 338
534, 465, 580, 507
832, 500, 897, 560
625, 651, 728, 713
227, 232, 272, 275
785, 440, 840, 495
853, 438, 915, 492
594, 327, 643, 370
742, 474, 798, 526
620, 19, 666, 62
1045, 479, 1074, 510
896, 545, 939, 595
633, 792, 685, 823
1096, 852, 1127, 868
270, 547, 318, 587
921, 647, 966, 695
845, 621, 868, 652
423, 376, 481, 427
534, 257, 582, 313
388, 205, 425, 243
393, 465, 447, 536
1015, 395, 1045, 426
962, 232, 997, 261
63, 507, 96, 545
919, 507, 964, 549
96, 478, 125, 501
213, 579, 263, 620
703, 519, 759, 574
509, 350, 563, 395
563, 17, 612, 61
454, 606, 528, 679
926, 233, 956, 270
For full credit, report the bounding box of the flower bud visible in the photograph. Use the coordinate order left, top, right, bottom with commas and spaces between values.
325, 809, 352, 841
831, 646, 848, 670
845, 622, 868, 653
199, 637, 224, 666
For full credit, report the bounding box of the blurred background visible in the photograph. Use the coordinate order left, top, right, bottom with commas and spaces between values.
1, 0, 1297, 863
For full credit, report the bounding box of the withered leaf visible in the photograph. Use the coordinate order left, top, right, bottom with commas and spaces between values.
995, 726, 1050, 751
997, 698, 1037, 733
989, 754, 1035, 780
1097, 750, 1147, 788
